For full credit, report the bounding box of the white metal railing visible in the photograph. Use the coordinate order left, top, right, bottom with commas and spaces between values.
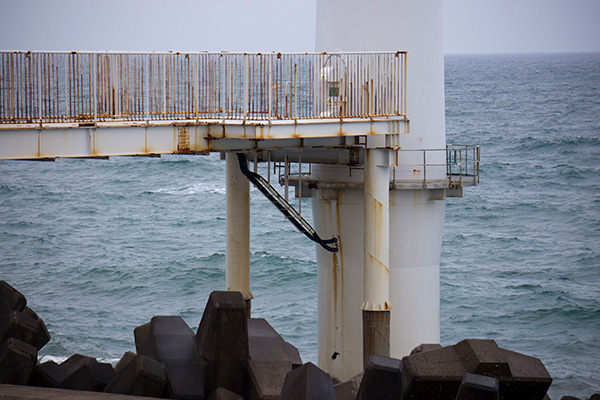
446, 144, 480, 187
0, 51, 407, 124
391, 145, 480, 188
270, 145, 480, 197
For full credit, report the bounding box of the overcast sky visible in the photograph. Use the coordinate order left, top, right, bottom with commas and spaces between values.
0, 0, 599, 54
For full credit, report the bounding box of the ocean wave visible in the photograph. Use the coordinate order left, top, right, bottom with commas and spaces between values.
150, 182, 226, 196
39, 355, 69, 364
506, 134, 600, 153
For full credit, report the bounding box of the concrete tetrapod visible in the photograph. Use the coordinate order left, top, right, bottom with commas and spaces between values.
455, 373, 499, 400
0, 338, 37, 385
104, 354, 167, 397
196, 291, 249, 398
148, 316, 206, 400
247, 318, 298, 400
402, 339, 552, 400
56, 354, 102, 391
356, 355, 403, 400
279, 362, 335, 400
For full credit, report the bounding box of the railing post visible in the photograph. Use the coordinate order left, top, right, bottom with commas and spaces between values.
64, 54, 69, 121
459, 148, 463, 185
445, 145, 450, 184
284, 153, 290, 202
268, 53, 273, 119
423, 149, 427, 188
162, 54, 167, 119
36, 53, 42, 123
243, 54, 249, 119
194, 53, 199, 120
92, 53, 97, 122
294, 60, 298, 119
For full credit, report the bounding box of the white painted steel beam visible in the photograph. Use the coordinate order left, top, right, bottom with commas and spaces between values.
0, 118, 407, 160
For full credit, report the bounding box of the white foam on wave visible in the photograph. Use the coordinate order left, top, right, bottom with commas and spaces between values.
155, 183, 226, 196
39, 355, 122, 366
39, 355, 68, 364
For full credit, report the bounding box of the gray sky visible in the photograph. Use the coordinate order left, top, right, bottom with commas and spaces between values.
0, 0, 599, 54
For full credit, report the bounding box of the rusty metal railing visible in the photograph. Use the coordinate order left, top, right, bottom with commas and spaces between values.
0, 51, 407, 124
389, 145, 480, 188
446, 144, 480, 188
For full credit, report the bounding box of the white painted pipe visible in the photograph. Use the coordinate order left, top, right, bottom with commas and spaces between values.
362, 145, 390, 312
225, 153, 253, 302
389, 189, 445, 358
362, 141, 391, 366
313, 180, 364, 380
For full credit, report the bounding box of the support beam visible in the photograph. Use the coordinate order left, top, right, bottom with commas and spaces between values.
225, 152, 253, 316
361, 142, 391, 368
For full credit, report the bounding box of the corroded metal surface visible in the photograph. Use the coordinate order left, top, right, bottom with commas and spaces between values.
0, 51, 406, 125
362, 310, 391, 369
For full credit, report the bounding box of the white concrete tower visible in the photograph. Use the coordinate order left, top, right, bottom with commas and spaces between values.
312, 0, 447, 379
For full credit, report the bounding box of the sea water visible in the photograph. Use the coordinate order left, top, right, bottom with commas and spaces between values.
1, 52, 599, 399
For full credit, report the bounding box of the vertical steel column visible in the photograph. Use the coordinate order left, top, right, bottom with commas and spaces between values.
361, 138, 391, 368
225, 152, 253, 316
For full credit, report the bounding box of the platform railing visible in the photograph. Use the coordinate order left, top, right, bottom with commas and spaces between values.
389, 145, 480, 188
446, 144, 480, 187
0, 51, 407, 125
269, 145, 480, 194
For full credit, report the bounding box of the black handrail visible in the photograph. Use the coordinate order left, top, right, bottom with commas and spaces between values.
236, 153, 338, 252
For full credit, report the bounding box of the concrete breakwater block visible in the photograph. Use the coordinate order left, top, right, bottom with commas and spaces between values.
104, 354, 166, 397
0, 281, 27, 316
0, 338, 38, 385
402, 339, 552, 400
134, 322, 157, 360
246, 318, 298, 400
23, 307, 51, 350
196, 291, 249, 397
333, 380, 355, 400
455, 373, 499, 400
283, 341, 302, 370
0, 282, 51, 353
56, 354, 99, 391
333, 372, 363, 399
403, 343, 467, 399
163, 361, 206, 400
149, 316, 206, 399
498, 347, 553, 399
279, 362, 335, 400
56, 353, 116, 392
150, 316, 198, 363
134, 316, 206, 399
115, 351, 137, 375
29, 355, 114, 392
356, 355, 403, 400
94, 362, 117, 391
0, 311, 41, 349
29, 360, 69, 388
0, 310, 50, 353
454, 339, 511, 377
410, 343, 443, 355
247, 358, 290, 400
